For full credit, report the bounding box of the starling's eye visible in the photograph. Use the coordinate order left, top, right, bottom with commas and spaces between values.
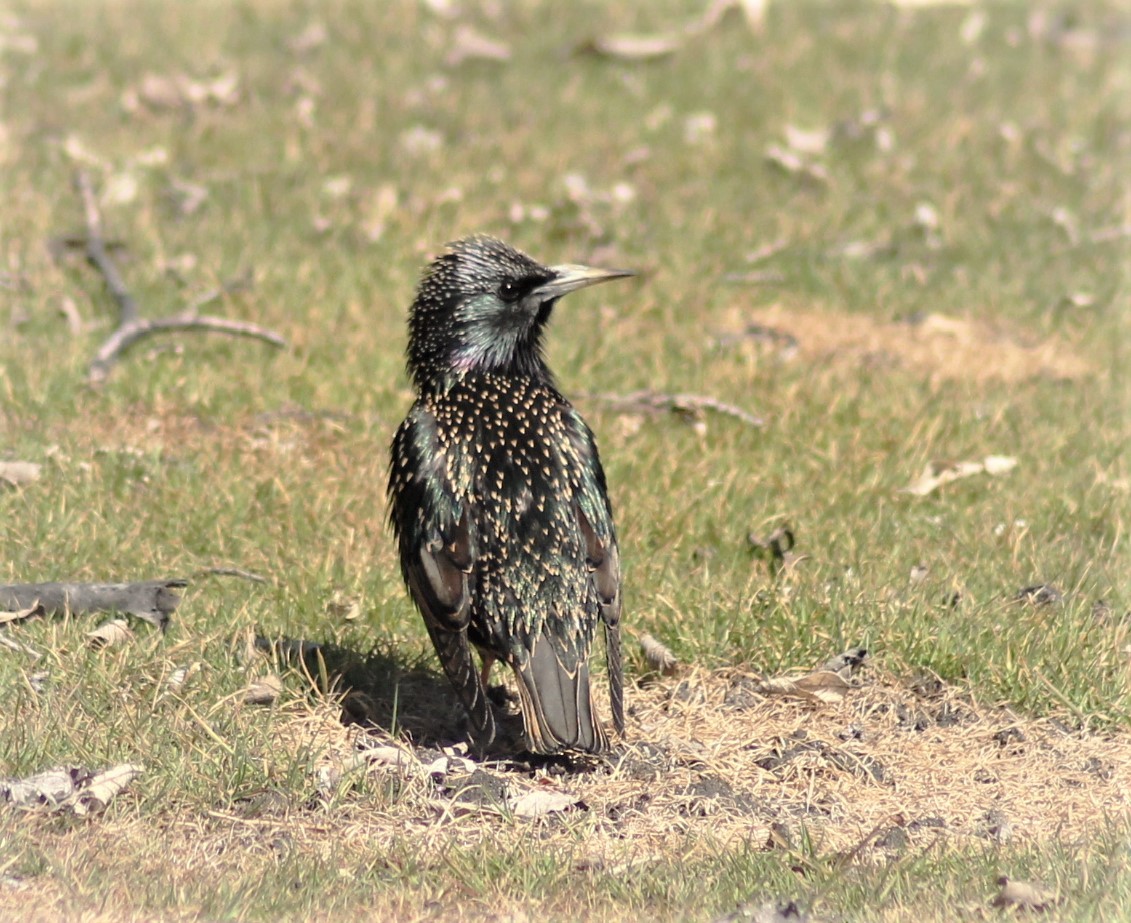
498, 279, 521, 302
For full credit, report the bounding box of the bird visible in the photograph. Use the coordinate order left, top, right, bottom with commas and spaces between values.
387, 235, 630, 754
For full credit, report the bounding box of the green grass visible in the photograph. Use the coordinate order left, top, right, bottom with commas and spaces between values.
1, 1, 1129, 919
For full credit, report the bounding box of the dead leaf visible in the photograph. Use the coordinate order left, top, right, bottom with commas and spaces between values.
684, 112, 717, 145
136, 73, 183, 109
509, 785, 586, 818
820, 647, 868, 678
399, 125, 443, 156
1, 763, 142, 815
359, 743, 419, 771
758, 670, 851, 704
1, 767, 85, 809
61, 135, 107, 168
132, 146, 169, 168
714, 899, 808, 923
288, 21, 328, 54
321, 175, 352, 200
579, 33, 685, 61
784, 124, 830, 155
165, 662, 201, 691
361, 183, 399, 243
830, 237, 894, 260
445, 24, 511, 66
326, 593, 362, 621
102, 171, 139, 206
914, 201, 940, 230
0, 603, 44, 625
902, 455, 1018, 496
244, 674, 283, 705
0, 461, 41, 486
576, 0, 758, 60
765, 143, 828, 182
86, 618, 133, 649
992, 876, 1058, 911
639, 632, 679, 676
187, 71, 240, 107
1016, 584, 1062, 606
128, 70, 241, 112
168, 178, 209, 216
72, 763, 144, 816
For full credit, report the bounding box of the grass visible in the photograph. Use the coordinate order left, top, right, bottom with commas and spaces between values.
1, 0, 1129, 919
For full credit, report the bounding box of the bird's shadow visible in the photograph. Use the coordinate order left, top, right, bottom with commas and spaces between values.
257, 634, 549, 762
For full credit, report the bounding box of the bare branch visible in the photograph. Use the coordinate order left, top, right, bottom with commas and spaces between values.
89, 312, 286, 384
75, 170, 140, 326
67, 172, 285, 384
0, 580, 187, 631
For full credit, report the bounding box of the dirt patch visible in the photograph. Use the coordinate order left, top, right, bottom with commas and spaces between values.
263, 667, 1131, 865
716, 304, 1093, 385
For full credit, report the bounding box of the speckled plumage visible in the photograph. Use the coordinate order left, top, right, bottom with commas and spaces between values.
387, 236, 629, 754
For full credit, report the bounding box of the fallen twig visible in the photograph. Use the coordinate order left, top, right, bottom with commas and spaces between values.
0, 580, 187, 631
67, 170, 286, 384
582, 389, 764, 428
194, 566, 269, 584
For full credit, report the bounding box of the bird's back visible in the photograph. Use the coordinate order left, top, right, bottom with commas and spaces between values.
395, 371, 612, 752
436, 373, 599, 661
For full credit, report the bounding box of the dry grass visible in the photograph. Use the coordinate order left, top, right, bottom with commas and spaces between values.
6, 664, 1129, 921
281, 667, 1131, 858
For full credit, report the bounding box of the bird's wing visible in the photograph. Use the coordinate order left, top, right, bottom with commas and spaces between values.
563, 408, 625, 737
388, 406, 495, 744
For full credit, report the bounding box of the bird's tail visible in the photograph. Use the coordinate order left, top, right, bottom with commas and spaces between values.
513, 630, 608, 754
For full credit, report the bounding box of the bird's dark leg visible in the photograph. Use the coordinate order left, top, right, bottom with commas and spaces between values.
605, 621, 625, 737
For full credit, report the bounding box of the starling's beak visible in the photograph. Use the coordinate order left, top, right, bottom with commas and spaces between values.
533, 264, 635, 301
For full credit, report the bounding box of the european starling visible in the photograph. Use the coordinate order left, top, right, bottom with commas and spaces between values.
387, 235, 630, 754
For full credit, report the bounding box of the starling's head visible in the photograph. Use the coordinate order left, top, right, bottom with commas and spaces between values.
406, 235, 632, 391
